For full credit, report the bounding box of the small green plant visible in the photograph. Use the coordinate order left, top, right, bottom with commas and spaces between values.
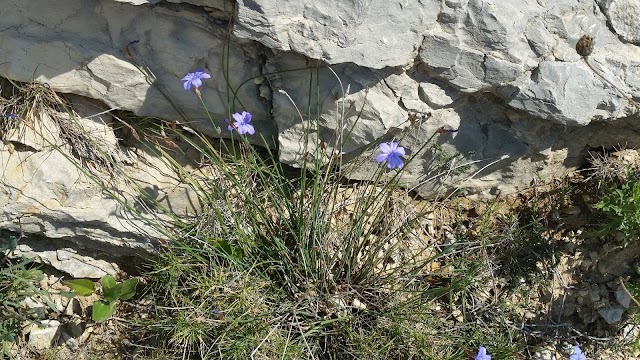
0, 258, 45, 355
593, 173, 640, 246
65, 275, 139, 322
1, 230, 62, 356
122, 63, 503, 357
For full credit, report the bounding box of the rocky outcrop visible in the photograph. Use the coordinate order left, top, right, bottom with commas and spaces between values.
0, 93, 197, 267
2, 0, 640, 259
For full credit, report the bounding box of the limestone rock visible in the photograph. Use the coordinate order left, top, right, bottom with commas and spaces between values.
419, 82, 455, 109
61, 331, 79, 349
508, 61, 629, 126
615, 287, 632, 309
0, 118, 162, 258
27, 320, 61, 351
21, 297, 47, 320
598, 306, 625, 324
600, 0, 640, 44
234, 0, 439, 69
0, 0, 273, 140
1, 0, 640, 206
14, 245, 120, 279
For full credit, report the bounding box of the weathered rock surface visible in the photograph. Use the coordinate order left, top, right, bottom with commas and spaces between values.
599, 0, 640, 44
27, 320, 61, 350
235, 0, 439, 69
0, 93, 197, 261
14, 245, 121, 279
2, 0, 640, 251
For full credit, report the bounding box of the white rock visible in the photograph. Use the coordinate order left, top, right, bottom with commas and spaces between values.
235, 0, 439, 69
13, 245, 120, 279
60, 331, 79, 349
604, 0, 640, 44
620, 324, 640, 342
27, 320, 61, 350
331, 295, 347, 310
509, 61, 630, 126
351, 298, 366, 310
530, 348, 556, 360
384, 73, 432, 113
21, 297, 46, 319
419, 82, 455, 108
65, 298, 82, 317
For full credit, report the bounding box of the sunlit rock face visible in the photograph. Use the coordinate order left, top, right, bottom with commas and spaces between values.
1, 0, 640, 254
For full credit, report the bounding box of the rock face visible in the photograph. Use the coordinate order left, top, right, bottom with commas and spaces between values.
235, 0, 438, 69
0, 93, 178, 267
600, 0, 640, 44
2, 0, 640, 254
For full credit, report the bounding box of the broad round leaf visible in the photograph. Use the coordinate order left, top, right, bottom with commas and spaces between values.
92, 300, 116, 322
64, 279, 95, 296
117, 278, 139, 300
101, 275, 119, 302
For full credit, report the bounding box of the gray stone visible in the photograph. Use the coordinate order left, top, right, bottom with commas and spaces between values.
384, 73, 432, 114
620, 324, 640, 343
61, 331, 79, 349
0, 0, 273, 140
419, 82, 455, 108
601, 0, 640, 44
21, 297, 47, 320
14, 245, 120, 279
0, 0, 640, 224
27, 320, 61, 350
598, 307, 625, 324
508, 61, 630, 126
65, 298, 82, 317
530, 347, 556, 360
0, 113, 163, 258
65, 316, 85, 339
616, 287, 632, 308
235, 0, 439, 69
420, 32, 487, 92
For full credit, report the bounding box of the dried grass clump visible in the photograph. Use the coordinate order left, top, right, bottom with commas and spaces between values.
586, 147, 640, 186
0, 79, 120, 173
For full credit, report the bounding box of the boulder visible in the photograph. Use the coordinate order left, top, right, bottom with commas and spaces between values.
27, 320, 61, 351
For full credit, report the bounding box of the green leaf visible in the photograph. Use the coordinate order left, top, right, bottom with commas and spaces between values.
92, 300, 116, 322
103, 287, 119, 303
59, 291, 76, 299
1, 332, 14, 342
101, 275, 117, 289
0, 236, 18, 252
42, 296, 61, 313
209, 238, 243, 261
101, 275, 119, 302
64, 279, 95, 296
117, 278, 139, 300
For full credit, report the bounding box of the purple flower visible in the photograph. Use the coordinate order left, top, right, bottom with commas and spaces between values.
226, 111, 255, 135
375, 141, 405, 169
570, 345, 586, 360
474, 346, 491, 360
5, 113, 18, 119
181, 69, 211, 91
